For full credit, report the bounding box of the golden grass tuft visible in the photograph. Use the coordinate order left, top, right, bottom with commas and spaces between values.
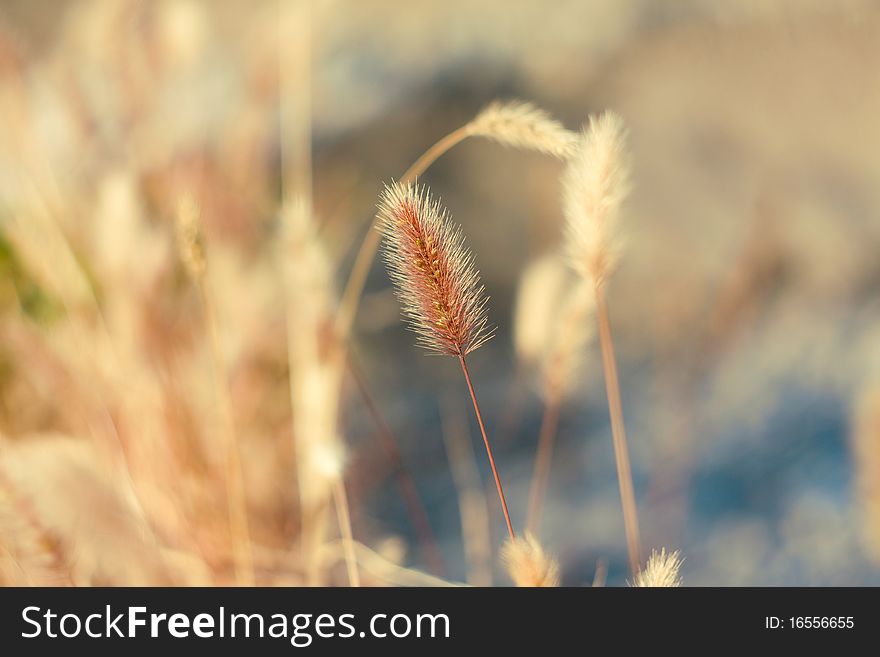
633, 548, 683, 587
563, 111, 631, 286
470, 100, 578, 159
502, 532, 560, 587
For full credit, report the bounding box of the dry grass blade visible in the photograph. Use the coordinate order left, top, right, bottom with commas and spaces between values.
346, 542, 466, 588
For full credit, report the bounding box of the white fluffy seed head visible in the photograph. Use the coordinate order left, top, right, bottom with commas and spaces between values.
513, 252, 569, 366
469, 100, 578, 159
502, 532, 560, 587
633, 548, 683, 587
562, 111, 631, 286
513, 253, 596, 399
540, 278, 596, 400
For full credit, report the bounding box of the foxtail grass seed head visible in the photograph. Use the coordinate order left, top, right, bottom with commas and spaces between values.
175, 195, 205, 279
469, 100, 578, 159
378, 182, 493, 356
513, 252, 569, 366
541, 278, 596, 400
633, 548, 683, 587
502, 532, 560, 587
563, 111, 631, 285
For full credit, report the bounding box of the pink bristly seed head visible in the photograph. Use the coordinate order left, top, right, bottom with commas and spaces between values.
378, 182, 493, 356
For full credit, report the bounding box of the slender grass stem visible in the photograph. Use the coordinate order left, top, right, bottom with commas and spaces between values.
458, 354, 515, 542
591, 558, 608, 587
526, 393, 561, 533
497, 364, 528, 445
441, 399, 493, 586
197, 278, 255, 586
330, 477, 360, 587
399, 126, 473, 184
594, 283, 641, 576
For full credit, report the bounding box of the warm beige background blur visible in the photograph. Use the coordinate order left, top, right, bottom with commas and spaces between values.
2, 0, 880, 585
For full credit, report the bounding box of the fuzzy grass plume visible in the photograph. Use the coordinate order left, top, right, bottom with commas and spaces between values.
469, 100, 577, 159
633, 549, 683, 587
502, 532, 560, 587
513, 253, 570, 368
563, 111, 631, 285
377, 182, 493, 357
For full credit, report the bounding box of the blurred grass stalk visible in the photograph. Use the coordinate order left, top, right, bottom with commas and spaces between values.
595, 285, 641, 576
176, 197, 255, 586
278, 0, 360, 586
441, 398, 492, 586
